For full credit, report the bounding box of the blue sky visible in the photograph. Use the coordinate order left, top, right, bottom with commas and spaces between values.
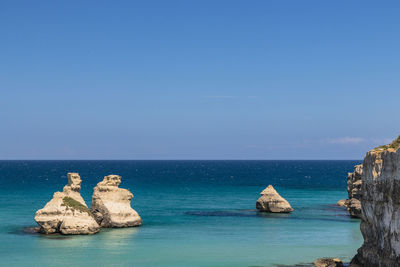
1, 1, 400, 159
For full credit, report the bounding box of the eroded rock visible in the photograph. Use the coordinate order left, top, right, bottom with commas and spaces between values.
337, 199, 348, 207
347, 198, 361, 218
346, 164, 363, 218
256, 185, 293, 213
90, 175, 142, 227
314, 258, 344, 267
34, 173, 100, 235
348, 165, 363, 200
351, 136, 400, 267
338, 164, 363, 218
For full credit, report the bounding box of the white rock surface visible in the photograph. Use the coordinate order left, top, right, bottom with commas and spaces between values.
256, 185, 294, 213
90, 175, 142, 227
34, 173, 100, 235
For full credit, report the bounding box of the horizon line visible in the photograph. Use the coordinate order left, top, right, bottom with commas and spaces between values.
0, 158, 363, 161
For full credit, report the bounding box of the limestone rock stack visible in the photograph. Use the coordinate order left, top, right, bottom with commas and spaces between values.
34, 173, 100, 235
351, 136, 400, 267
90, 175, 142, 227
256, 185, 294, 213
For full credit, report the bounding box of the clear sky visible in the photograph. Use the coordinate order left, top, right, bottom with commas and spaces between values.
1, 1, 400, 160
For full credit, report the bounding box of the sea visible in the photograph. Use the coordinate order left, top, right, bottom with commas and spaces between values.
0, 160, 363, 267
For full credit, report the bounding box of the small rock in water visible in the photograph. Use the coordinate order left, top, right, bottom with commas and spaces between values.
256, 185, 294, 213
314, 258, 344, 267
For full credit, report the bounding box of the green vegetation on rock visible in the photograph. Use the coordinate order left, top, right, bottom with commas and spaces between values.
374, 136, 400, 151
61, 197, 90, 214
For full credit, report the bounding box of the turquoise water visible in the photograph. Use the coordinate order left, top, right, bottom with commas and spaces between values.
0, 161, 363, 266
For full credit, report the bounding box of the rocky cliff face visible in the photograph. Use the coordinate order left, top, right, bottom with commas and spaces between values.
351, 136, 400, 267
337, 164, 362, 218
256, 185, 293, 213
90, 175, 142, 227
348, 164, 363, 200
34, 173, 100, 234
347, 164, 363, 218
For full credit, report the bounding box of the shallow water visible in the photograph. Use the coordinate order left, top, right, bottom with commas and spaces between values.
0, 160, 362, 266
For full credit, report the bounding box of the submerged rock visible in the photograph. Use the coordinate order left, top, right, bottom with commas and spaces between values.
314, 258, 344, 267
90, 175, 142, 227
34, 173, 100, 235
351, 136, 400, 267
256, 185, 293, 213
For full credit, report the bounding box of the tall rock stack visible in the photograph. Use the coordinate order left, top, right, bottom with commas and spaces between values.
90, 175, 142, 227
351, 136, 400, 267
34, 173, 100, 235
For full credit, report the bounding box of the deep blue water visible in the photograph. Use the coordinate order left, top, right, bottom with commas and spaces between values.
0, 160, 363, 267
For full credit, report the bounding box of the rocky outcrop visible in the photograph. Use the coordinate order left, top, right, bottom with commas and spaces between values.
347, 197, 362, 218
338, 164, 363, 218
336, 199, 348, 207
34, 173, 100, 234
256, 185, 293, 213
348, 164, 363, 200
346, 164, 362, 218
314, 258, 344, 267
90, 175, 142, 227
351, 136, 400, 267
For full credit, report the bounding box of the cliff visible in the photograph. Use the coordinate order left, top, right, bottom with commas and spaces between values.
351, 136, 400, 266
34, 173, 100, 234
90, 175, 142, 227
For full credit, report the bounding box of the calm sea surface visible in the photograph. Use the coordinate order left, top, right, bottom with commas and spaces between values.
0, 160, 363, 267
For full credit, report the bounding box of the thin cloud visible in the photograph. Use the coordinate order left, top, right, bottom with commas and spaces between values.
325, 137, 366, 144
204, 95, 258, 99
205, 95, 236, 99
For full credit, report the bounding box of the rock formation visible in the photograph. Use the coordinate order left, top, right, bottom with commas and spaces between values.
346, 164, 362, 218
34, 173, 100, 234
337, 164, 362, 218
347, 197, 362, 218
314, 258, 344, 267
351, 136, 400, 267
90, 175, 142, 227
347, 164, 363, 201
336, 199, 348, 207
256, 185, 294, 213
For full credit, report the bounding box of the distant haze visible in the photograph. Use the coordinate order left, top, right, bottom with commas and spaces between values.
1, 1, 399, 160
